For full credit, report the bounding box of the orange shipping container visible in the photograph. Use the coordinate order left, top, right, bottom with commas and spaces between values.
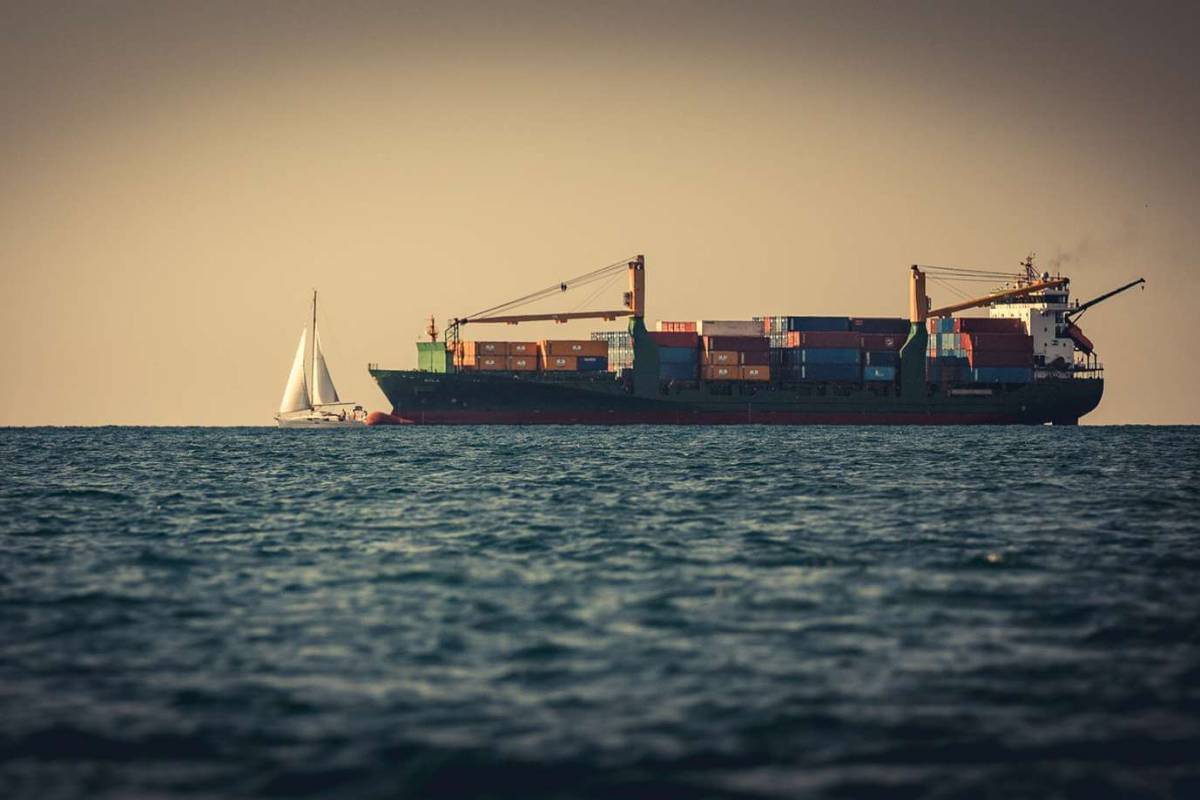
542, 340, 608, 357
508, 342, 539, 356
477, 355, 507, 370
472, 341, 509, 356
703, 350, 739, 366
704, 365, 739, 381
740, 365, 771, 381
541, 355, 578, 371
508, 356, 537, 371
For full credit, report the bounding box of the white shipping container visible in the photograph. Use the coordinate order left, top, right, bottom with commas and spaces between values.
696, 320, 763, 336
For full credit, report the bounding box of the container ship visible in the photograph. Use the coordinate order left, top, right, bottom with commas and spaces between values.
366, 255, 1143, 425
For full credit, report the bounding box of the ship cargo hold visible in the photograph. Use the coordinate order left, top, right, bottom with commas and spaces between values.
367, 256, 1144, 426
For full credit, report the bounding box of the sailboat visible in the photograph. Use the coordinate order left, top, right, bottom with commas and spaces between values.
275, 291, 365, 428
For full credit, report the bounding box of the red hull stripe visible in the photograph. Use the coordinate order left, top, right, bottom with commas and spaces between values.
365, 410, 1024, 426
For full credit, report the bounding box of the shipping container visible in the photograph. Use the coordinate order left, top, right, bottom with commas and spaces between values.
469, 341, 509, 356
788, 331, 861, 349
659, 362, 698, 380
850, 317, 911, 334
863, 365, 897, 381
955, 317, 1027, 334
861, 333, 905, 351
787, 316, 852, 332
508, 356, 537, 371
967, 351, 1033, 368
703, 350, 740, 366
864, 350, 899, 367
648, 331, 700, 348
508, 342, 539, 356
590, 331, 633, 371
416, 341, 451, 373
656, 320, 698, 333
541, 355, 579, 371
740, 350, 770, 366
697, 320, 763, 336
802, 363, 861, 381
802, 347, 860, 364
542, 340, 609, 357
577, 356, 609, 371
477, 355, 507, 370
971, 367, 1034, 384
703, 335, 770, 352
965, 333, 1033, 352
658, 346, 699, 365
703, 365, 739, 381
741, 365, 770, 381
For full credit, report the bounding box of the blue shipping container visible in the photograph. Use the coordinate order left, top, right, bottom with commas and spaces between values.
657, 346, 698, 365
863, 365, 897, 381
864, 350, 899, 367
577, 356, 609, 371
658, 362, 697, 380
803, 348, 860, 364
851, 317, 911, 334
788, 316, 852, 332
802, 363, 861, 381
971, 367, 1033, 384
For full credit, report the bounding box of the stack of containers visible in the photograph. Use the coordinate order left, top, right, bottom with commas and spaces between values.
925, 317, 969, 383
454, 341, 541, 371
540, 340, 609, 373
853, 318, 909, 382
702, 329, 770, 381
649, 331, 700, 380
656, 321, 698, 333
926, 317, 1034, 384
958, 318, 1033, 383
590, 331, 632, 372
785, 328, 861, 381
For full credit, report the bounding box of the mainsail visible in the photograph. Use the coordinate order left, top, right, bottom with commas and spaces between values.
278, 329, 311, 414
312, 326, 340, 405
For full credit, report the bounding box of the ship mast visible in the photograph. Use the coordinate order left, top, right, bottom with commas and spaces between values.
310, 289, 317, 409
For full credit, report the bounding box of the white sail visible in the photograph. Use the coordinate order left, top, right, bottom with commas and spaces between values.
312, 325, 340, 405
278, 329, 311, 414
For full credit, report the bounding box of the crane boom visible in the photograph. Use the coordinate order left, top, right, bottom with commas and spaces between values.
1064, 277, 1145, 322
446, 256, 644, 339
926, 277, 1069, 318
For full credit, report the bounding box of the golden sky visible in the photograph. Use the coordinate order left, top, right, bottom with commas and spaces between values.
1, 1, 1196, 424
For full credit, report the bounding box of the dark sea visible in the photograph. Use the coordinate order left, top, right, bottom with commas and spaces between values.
2, 426, 1198, 799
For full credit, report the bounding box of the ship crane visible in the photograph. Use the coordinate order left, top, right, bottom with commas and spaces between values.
1061, 277, 1146, 354
442, 255, 645, 344
908, 265, 1068, 322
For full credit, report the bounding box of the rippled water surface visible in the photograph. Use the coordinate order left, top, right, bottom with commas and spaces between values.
2, 426, 1198, 799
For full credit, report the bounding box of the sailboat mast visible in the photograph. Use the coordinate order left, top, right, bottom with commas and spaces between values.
309, 289, 317, 409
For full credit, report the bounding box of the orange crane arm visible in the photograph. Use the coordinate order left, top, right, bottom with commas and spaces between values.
927, 277, 1069, 318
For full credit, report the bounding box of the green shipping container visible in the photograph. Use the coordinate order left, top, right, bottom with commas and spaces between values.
416, 341, 452, 373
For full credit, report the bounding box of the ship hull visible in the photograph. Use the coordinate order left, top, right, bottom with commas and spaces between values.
368, 369, 1102, 426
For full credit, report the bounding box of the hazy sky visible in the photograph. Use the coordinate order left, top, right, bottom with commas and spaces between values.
2, 1, 1196, 425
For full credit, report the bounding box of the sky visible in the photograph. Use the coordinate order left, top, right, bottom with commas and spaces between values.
1, 0, 1196, 425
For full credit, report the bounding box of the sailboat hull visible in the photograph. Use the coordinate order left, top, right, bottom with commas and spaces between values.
275, 414, 364, 428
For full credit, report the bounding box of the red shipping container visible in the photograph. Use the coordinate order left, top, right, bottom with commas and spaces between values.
861, 333, 905, 351
968, 351, 1033, 367
659, 321, 698, 333
741, 350, 770, 365
791, 331, 861, 348
965, 333, 1033, 351
704, 335, 769, 352
954, 317, 1026, 334
648, 331, 700, 347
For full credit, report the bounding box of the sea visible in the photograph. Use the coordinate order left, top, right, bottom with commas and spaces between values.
1, 426, 1198, 799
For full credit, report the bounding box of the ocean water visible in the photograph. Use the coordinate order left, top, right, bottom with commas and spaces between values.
1, 426, 1198, 799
